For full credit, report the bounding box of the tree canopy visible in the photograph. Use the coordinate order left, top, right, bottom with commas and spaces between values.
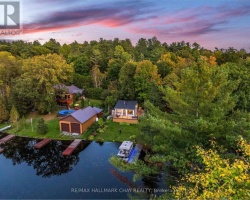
0, 37, 249, 198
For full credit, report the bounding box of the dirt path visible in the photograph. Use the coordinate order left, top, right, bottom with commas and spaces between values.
43, 113, 57, 121
29, 111, 57, 121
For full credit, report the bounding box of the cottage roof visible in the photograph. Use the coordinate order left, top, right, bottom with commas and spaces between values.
93, 107, 103, 113
71, 106, 98, 123
55, 84, 83, 94
67, 85, 83, 94
114, 100, 137, 110
60, 106, 102, 124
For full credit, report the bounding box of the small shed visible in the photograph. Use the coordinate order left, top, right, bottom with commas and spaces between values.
59, 106, 102, 134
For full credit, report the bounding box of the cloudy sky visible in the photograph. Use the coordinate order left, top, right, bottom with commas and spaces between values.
2, 0, 250, 50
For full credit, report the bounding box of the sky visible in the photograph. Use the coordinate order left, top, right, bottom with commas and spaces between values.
1, 0, 250, 50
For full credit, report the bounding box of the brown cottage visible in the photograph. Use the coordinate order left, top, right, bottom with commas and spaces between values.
59, 106, 102, 134
55, 84, 83, 106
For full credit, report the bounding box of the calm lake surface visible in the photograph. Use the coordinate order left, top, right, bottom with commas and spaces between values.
0, 133, 166, 199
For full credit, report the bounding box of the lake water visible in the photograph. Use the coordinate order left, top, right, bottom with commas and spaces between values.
0, 133, 166, 199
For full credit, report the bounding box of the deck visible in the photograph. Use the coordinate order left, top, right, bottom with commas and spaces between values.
56, 98, 73, 106
0, 134, 15, 145
34, 139, 52, 149
113, 118, 138, 124
127, 144, 143, 163
62, 139, 82, 156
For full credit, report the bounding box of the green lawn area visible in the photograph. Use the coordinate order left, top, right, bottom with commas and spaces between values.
86, 98, 103, 107
6, 117, 70, 140
76, 98, 103, 109
0, 123, 9, 129
94, 120, 140, 142
3, 116, 140, 143
2, 98, 104, 140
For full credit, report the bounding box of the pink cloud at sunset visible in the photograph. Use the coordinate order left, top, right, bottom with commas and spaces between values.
1, 0, 250, 50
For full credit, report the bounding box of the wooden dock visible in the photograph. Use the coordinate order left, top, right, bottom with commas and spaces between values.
34, 138, 52, 149
62, 139, 82, 156
0, 134, 15, 145
0, 148, 4, 153
128, 144, 143, 163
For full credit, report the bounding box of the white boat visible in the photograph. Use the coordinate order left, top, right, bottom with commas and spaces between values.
117, 141, 133, 160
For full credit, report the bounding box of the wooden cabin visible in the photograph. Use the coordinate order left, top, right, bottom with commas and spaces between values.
113, 100, 138, 124
59, 106, 102, 134
55, 84, 83, 106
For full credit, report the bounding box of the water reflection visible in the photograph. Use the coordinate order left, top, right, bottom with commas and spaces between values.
111, 168, 166, 199
0, 133, 167, 199
0, 133, 89, 178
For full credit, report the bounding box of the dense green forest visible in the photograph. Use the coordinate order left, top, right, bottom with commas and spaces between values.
0, 37, 249, 198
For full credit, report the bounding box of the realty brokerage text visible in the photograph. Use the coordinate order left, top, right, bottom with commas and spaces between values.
71, 187, 173, 193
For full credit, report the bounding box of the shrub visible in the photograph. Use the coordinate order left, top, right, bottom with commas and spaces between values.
81, 99, 85, 108
129, 135, 137, 142
85, 88, 104, 99
88, 135, 94, 140
98, 118, 104, 127
36, 118, 48, 134
19, 116, 28, 130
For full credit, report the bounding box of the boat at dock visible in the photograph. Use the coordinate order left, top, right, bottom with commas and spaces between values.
117, 141, 143, 163
117, 141, 133, 161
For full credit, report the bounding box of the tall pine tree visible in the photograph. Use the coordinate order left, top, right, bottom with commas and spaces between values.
10, 105, 19, 123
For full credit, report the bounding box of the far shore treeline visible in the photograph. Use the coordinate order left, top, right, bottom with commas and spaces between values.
0, 37, 249, 199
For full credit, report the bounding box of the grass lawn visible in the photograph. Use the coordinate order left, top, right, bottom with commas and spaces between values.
77, 98, 103, 109
87, 98, 103, 107
0, 123, 9, 129
7, 117, 86, 140
7, 118, 62, 139
3, 115, 141, 143
94, 120, 140, 142
61, 120, 141, 143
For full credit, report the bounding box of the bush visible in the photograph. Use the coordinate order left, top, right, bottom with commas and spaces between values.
81, 99, 85, 108
102, 112, 110, 122
129, 135, 137, 142
85, 88, 104, 99
98, 118, 104, 127
88, 135, 94, 140
19, 116, 28, 130
36, 118, 48, 134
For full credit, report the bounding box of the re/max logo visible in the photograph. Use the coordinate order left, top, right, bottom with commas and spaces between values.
0, 1, 20, 29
